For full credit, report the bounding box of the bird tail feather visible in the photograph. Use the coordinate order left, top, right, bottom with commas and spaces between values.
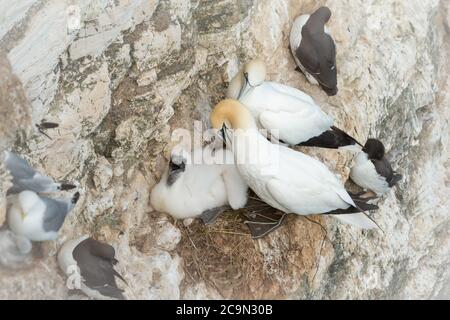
390, 173, 402, 187
325, 194, 381, 230
297, 126, 362, 150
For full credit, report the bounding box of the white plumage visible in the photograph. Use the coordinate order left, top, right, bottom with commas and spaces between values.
350, 152, 389, 196
150, 145, 248, 221
226, 59, 334, 145
289, 14, 332, 86
7, 190, 78, 241
57, 235, 89, 279
211, 100, 378, 229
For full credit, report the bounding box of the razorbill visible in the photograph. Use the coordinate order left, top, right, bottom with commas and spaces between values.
58, 236, 126, 300
289, 6, 338, 96
350, 139, 402, 196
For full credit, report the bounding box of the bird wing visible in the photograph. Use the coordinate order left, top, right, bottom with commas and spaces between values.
86, 238, 116, 260
4, 151, 60, 194
264, 81, 315, 105
11, 175, 57, 193
372, 158, 395, 185
4, 151, 37, 180
259, 108, 333, 145
73, 239, 125, 300
263, 147, 351, 214
40, 196, 70, 232
296, 37, 320, 73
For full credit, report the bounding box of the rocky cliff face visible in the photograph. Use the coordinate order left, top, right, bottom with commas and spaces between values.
0, 0, 449, 299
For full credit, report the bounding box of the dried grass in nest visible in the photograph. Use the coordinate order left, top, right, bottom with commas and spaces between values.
176, 196, 332, 299
176, 209, 270, 299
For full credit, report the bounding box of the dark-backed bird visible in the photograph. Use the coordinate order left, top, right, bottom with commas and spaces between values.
3, 151, 76, 195
58, 236, 126, 300
350, 139, 402, 196
289, 6, 338, 96
7, 190, 79, 241
226, 58, 361, 150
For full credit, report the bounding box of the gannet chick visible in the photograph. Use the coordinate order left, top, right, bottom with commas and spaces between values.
7, 190, 80, 241
211, 99, 379, 230
150, 145, 248, 224
227, 59, 360, 150
3, 151, 76, 195
289, 7, 338, 96
58, 236, 126, 300
350, 139, 402, 196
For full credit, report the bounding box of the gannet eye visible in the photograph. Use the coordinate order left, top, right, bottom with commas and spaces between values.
169, 159, 185, 172
167, 157, 186, 186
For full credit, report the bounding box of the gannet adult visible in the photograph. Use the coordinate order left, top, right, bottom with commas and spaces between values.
3, 151, 76, 195
350, 139, 402, 196
226, 59, 360, 150
7, 190, 80, 241
150, 145, 248, 224
58, 236, 126, 300
289, 6, 338, 96
211, 99, 379, 229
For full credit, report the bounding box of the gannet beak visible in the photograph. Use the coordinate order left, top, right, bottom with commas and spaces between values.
244, 72, 249, 83
238, 72, 250, 99
221, 124, 227, 148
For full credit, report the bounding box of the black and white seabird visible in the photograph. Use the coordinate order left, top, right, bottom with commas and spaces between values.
289, 6, 338, 96
7, 190, 80, 241
3, 151, 76, 195
350, 139, 402, 196
58, 236, 126, 300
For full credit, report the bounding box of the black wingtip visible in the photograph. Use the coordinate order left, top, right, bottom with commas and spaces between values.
331, 126, 363, 146
114, 270, 128, 287
391, 173, 403, 186
71, 192, 80, 204
59, 183, 77, 191
298, 126, 362, 149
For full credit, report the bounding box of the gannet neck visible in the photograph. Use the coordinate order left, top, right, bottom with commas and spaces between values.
211, 99, 257, 130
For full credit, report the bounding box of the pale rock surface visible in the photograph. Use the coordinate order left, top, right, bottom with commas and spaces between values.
0, 0, 449, 299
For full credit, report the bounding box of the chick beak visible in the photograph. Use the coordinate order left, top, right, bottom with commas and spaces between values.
20, 210, 27, 220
